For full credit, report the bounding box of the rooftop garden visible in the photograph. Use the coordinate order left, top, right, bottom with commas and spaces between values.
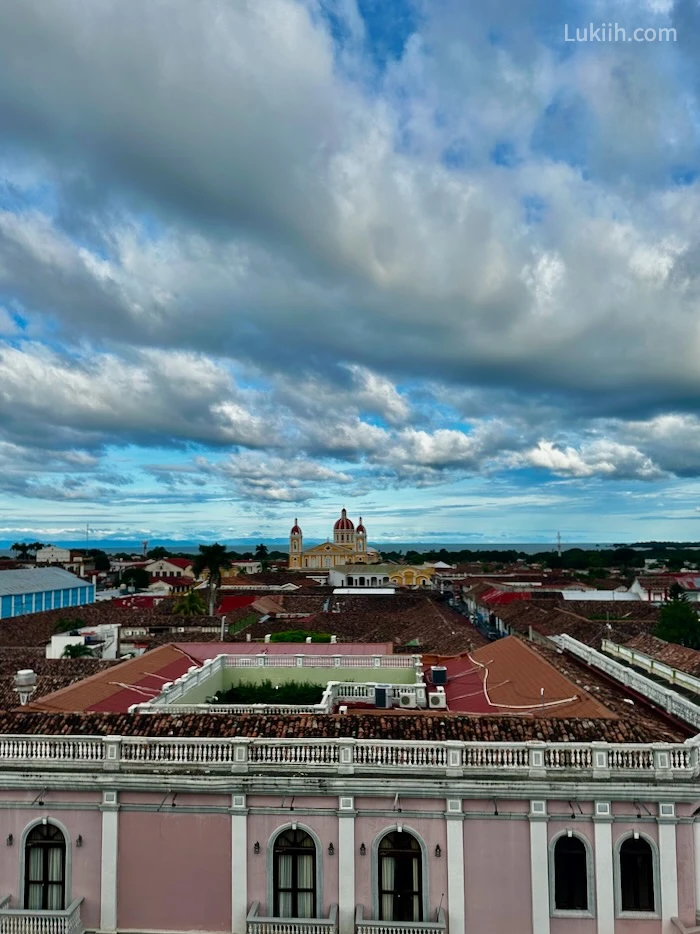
209, 679, 324, 705
269, 630, 332, 642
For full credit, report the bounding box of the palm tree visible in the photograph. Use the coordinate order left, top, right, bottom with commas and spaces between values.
63, 644, 94, 658
192, 543, 232, 616
172, 590, 207, 616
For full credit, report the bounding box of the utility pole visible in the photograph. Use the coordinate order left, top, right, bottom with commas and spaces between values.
86, 524, 90, 550
556, 531, 562, 557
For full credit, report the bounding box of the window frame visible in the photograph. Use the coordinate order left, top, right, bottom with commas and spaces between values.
267, 824, 323, 919
548, 831, 595, 919
613, 831, 660, 919
371, 826, 429, 923
19, 819, 72, 911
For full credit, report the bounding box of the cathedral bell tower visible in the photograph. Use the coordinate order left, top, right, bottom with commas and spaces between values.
355, 517, 367, 560
289, 519, 303, 568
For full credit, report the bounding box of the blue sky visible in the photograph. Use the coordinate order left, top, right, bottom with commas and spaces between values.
0, 0, 699, 545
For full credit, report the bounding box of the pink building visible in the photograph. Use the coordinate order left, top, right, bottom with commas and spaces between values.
0, 637, 699, 934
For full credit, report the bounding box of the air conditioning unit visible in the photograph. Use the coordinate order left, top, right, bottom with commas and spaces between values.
398, 691, 418, 709
428, 690, 448, 709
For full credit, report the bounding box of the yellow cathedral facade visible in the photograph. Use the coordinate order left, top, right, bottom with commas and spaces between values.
288, 508, 381, 570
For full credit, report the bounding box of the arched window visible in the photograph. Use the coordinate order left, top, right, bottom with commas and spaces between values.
24, 823, 66, 910
619, 837, 655, 912
273, 829, 316, 919
553, 836, 588, 910
379, 832, 422, 922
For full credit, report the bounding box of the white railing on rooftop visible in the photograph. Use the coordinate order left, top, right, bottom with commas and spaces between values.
149, 654, 421, 707
247, 902, 337, 934
355, 906, 446, 934
0, 897, 83, 934
603, 640, 700, 696
224, 655, 417, 668
0, 734, 696, 778
553, 634, 700, 730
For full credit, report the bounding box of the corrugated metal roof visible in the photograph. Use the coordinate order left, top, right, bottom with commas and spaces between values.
0, 567, 87, 596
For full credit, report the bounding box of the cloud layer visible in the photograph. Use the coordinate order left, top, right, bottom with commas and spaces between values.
0, 0, 699, 541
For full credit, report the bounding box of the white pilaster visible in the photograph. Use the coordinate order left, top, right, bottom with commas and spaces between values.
338, 797, 356, 934
694, 821, 700, 920
529, 801, 550, 934
445, 800, 465, 934
593, 804, 615, 934
658, 817, 678, 929
100, 791, 119, 932
232, 795, 248, 934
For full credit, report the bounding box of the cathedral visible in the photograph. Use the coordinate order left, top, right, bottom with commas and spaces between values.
288, 508, 381, 570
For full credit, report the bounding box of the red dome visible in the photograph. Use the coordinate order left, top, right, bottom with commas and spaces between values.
290, 518, 302, 535
334, 507, 354, 531
356, 516, 366, 533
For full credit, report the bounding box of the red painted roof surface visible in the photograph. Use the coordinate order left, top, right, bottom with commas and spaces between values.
481, 589, 532, 606
426, 637, 615, 719
217, 595, 257, 612
27, 645, 202, 713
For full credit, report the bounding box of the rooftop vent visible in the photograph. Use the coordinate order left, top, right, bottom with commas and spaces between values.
14, 669, 37, 706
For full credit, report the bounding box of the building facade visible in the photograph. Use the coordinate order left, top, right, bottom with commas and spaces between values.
0, 568, 95, 619
0, 736, 698, 934
288, 510, 380, 570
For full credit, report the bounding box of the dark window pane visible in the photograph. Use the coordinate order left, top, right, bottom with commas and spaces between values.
554, 836, 588, 910
620, 838, 655, 912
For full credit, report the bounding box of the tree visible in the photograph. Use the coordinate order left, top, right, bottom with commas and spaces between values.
88, 549, 111, 572
254, 543, 269, 560
121, 567, 150, 590
192, 543, 232, 616
147, 546, 170, 560
63, 644, 94, 658
28, 542, 44, 558
10, 542, 31, 560
655, 595, 700, 648
172, 590, 207, 616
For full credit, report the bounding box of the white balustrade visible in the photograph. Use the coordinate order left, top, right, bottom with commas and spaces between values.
355, 906, 446, 934
603, 641, 700, 696
0, 898, 83, 934
553, 635, 700, 730
0, 734, 695, 778
247, 902, 337, 934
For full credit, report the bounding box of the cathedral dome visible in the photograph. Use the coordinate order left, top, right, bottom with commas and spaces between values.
333, 507, 354, 531
356, 517, 366, 533
290, 518, 302, 535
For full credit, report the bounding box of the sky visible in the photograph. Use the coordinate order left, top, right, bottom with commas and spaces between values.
0, 0, 700, 545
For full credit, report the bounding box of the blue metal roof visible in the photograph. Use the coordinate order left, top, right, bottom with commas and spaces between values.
0, 567, 88, 596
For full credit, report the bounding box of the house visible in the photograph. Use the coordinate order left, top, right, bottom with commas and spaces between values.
0, 567, 95, 618
0, 629, 699, 934
144, 557, 195, 579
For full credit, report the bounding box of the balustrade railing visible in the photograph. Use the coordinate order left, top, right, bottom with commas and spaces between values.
553, 635, 700, 730
247, 902, 337, 934
355, 906, 446, 934
0, 898, 83, 934
0, 734, 696, 778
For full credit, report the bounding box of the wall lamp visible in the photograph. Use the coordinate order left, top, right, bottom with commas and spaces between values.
434, 845, 441, 858
76, 835, 83, 848
359, 843, 366, 856
328, 843, 335, 856
253, 842, 260, 855
5, 834, 13, 846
